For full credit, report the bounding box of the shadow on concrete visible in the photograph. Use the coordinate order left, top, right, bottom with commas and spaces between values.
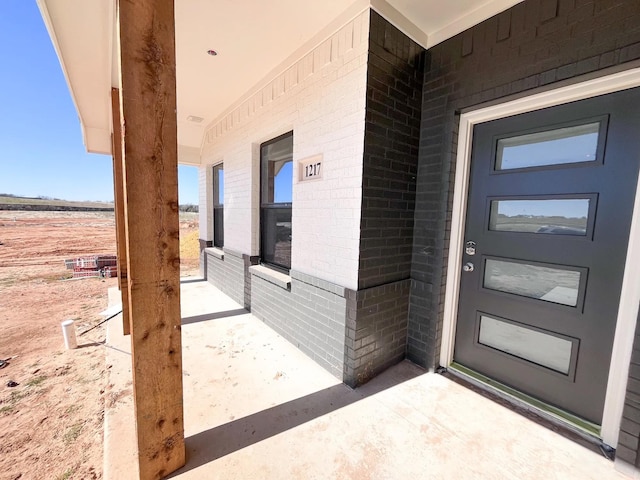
180, 277, 206, 285
168, 361, 425, 477
181, 308, 248, 326
77, 341, 105, 349
103, 343, 131, 356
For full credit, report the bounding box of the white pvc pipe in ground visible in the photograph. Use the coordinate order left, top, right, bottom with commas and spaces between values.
61, 319, 77, 349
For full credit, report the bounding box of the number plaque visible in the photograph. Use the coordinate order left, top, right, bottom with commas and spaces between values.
299, 155, 323, 182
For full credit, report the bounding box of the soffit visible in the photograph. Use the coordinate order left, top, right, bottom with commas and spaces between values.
37, 0, 523, 161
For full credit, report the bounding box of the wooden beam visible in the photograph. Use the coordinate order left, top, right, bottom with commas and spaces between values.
117, 1, 185, 478
110, 146, 120, 293
110, 137, 120, 292
111, 88, 131, 336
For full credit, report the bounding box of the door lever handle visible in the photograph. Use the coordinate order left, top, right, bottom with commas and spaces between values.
463, 262, 474, 272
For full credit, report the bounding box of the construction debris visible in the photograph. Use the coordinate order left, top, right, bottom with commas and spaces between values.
64, 255, 117, 279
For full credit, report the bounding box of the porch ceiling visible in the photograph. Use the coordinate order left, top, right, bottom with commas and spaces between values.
37, 0, 522, 162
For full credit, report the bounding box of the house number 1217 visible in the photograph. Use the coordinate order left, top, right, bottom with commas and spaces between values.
304, 162, 321, 179
299, 155, 323, 182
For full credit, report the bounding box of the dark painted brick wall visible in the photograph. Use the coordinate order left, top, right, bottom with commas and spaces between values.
617, 306, 640, 465
199, 238, 213, 277
342, 12, 425, 386
408, 0, 640, 370
251, 269, 348, 380
206, 249, 245, 307
242, 254, 259, 309
344, 279, 411, 386
358, 10, 425, 290
207, 250, 259, 310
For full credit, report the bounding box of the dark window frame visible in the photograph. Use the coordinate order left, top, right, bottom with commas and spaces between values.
213, 163, 224, 248
260, 131, 293, 273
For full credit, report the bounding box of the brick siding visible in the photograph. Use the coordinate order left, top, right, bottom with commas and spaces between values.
206, 249, 245, 307
617, 307, 640, 465
250, 269, 348, 380
409, 0, 640, 370
199, 11, 370, 291
199, 239, 213, 278
342, 12, 424, 385
406, 0, 640, 458
358, 10, 425, 290
344, 279, 411, 386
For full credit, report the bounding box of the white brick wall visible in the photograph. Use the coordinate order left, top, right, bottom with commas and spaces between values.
198, 165, 213, 241
200, 10, 369, 290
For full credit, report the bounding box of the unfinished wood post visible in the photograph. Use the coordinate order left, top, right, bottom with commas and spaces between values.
111, 88, 131, 336
117, 1, 185, 478
109, 143, 121, 293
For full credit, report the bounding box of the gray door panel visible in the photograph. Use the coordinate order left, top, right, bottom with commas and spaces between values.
454, 87, 640, 424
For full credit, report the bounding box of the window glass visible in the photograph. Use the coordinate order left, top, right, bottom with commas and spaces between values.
489, 198, 589, 235
261, 207, 292, 268
484, 258, 581, 307
262, 134, 293, 204
213, 164, 224, 248
217, 169, 224, 205
479, 315, 573, 374
496, 122, 600, 170
261, 132, 293, 271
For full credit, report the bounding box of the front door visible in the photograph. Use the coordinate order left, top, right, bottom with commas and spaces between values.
454, 87, 640, 425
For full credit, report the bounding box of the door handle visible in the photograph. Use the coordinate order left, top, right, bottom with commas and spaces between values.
463, 262, 474, 272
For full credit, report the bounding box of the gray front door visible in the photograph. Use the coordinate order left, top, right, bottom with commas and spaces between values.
454, 87, 640, 425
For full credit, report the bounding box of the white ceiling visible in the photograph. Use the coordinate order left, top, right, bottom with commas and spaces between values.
37, 0, 522, 162
174, 0, 365, 151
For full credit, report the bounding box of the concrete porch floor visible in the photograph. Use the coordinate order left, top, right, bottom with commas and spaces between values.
103, 279, 628, 479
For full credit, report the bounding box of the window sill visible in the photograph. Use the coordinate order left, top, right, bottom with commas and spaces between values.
249, 265, 291, 290
204, 247, 224, 260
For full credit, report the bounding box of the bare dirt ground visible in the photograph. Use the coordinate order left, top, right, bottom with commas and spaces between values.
0, 211, 199, 480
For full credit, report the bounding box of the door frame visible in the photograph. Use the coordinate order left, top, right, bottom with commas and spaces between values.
440, 67, 640, 447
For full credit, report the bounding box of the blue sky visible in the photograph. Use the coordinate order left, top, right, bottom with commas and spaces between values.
0, 1, 199, 204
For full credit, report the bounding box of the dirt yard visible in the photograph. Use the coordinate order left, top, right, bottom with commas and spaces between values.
0, 211, 199, 480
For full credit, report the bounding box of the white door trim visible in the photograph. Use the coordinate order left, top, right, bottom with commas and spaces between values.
440, 67, 640, 447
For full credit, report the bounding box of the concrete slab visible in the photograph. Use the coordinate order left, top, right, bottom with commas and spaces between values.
104, 279, 629, 480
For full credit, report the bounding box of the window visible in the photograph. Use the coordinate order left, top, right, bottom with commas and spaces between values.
213, 163, 224, 248
495, 122, 602, 170
260, 132, 293, 271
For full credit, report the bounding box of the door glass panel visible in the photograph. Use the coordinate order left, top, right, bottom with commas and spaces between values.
496, 122, 600, 170
479, 315, 572, 374
489, 198, 589, 235
484, 258, 581, 307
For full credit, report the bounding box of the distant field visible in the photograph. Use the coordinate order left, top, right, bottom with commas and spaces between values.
0, 195, 114, 210
0, 195, 198, 212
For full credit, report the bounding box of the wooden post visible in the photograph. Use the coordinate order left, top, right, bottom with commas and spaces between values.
110, 142, 120, 293
117, 1, 185, 478
111, 88, 131, 336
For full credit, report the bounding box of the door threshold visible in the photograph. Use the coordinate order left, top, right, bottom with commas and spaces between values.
445, 362, 610, 451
